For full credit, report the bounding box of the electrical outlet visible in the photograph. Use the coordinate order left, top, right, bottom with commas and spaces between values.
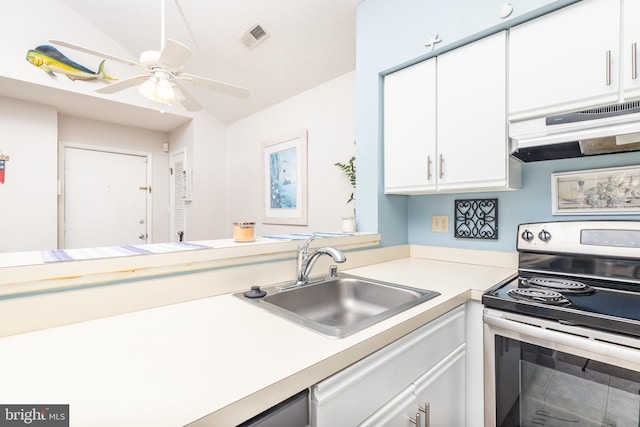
432, 215, 449, 233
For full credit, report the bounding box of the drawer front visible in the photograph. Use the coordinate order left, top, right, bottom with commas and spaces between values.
310, 305, 465, 427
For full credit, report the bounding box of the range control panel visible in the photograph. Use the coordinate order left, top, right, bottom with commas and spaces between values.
517, 221, 640, 257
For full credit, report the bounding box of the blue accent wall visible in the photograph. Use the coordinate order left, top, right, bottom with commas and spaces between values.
408, 153, 640, 253
355, 0, 639, 251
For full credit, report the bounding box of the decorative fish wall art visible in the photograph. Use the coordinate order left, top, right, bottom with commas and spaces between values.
26, 45, 116, 82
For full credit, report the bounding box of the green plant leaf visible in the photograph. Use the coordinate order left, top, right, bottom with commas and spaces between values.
335, 155, 356, 204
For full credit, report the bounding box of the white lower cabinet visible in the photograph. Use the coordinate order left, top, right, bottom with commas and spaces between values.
309, 306, 466, 427
412, 345, 465, 427
464, 300, 484, 427
361, 344, 466, 427
358, 384, 417, 427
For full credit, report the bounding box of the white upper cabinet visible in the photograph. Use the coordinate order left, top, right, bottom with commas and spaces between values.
509, 0, 631, 121
384, 58, 437, 194
623, 0, 640, 99
437, 32, 510, 191
384, 31, 520, 195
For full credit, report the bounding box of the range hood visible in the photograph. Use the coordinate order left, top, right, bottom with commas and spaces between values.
509, 100, 640, 162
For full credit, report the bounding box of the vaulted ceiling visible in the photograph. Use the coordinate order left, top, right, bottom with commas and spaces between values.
57, 0, 358, 124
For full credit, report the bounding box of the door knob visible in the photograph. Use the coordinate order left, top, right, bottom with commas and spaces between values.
138, 234, 146, 240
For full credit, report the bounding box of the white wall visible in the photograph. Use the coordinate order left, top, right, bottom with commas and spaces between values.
169, 111, 228, 241
0, 97, 58, 252
0, 98, 230, 253
225, 71, 356, 237
58, 115, 171, 243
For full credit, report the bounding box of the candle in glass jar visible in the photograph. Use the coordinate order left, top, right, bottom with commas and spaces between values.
233, 222, 256, 242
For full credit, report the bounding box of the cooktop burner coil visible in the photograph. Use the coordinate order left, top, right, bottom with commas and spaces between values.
507, 288, 571, 306
520, 277, 594, 294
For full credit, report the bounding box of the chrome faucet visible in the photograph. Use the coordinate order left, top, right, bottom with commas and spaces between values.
295, 234, 346, 286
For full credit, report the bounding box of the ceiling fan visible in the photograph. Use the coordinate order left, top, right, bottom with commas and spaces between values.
50, 0, 249, 112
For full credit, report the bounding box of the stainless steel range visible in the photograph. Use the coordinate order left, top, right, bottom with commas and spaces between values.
482, 221, 640, 426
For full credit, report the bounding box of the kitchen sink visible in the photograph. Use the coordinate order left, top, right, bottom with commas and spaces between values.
236, 274, 440, 338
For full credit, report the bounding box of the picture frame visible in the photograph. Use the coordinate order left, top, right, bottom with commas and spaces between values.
262, 130, 308, 225
551, 165, 640, 215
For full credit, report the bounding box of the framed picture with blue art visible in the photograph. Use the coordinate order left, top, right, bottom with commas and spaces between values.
262, 130, 308, 225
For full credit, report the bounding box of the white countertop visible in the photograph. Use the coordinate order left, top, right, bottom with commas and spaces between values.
0, 257, 516, 426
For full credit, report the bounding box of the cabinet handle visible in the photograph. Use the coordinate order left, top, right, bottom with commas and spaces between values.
606, 50, 612, 86
633, 42, 638, 80
427, 155, 432, 180
419, 402, 430, 427
409, 412, 421, 426
439, 155, 444, 179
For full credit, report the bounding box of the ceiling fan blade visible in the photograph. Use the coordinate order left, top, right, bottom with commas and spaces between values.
173, 79, 202, 111
49, 39, 148, 71
95, 76, 150, 94
158, 39, 192, 70
179, 73, 250, 99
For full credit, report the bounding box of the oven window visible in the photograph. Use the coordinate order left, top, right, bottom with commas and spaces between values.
495, 336, 640, 426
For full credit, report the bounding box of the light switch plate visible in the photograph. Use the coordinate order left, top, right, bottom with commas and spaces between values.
432, 215, 449, 232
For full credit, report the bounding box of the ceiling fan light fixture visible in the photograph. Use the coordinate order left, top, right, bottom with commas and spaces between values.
155, 77, 176, 103
137, 73, 177, 105
138, 76, 158, 100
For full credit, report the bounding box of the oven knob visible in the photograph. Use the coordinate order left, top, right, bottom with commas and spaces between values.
538, 230, 551, 242
521, 230, 534, 241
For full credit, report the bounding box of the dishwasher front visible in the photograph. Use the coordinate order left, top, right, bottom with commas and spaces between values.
237, 389, 309, 427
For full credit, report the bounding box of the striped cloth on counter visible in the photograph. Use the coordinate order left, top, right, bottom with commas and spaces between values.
261, 232, 354, 240
42, 242, 212, 263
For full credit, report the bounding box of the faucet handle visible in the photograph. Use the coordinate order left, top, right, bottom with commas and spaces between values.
298, 233, 316, 253
329, 265, 338, 278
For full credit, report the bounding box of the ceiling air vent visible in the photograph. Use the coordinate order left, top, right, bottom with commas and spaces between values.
239, 24, 270, 49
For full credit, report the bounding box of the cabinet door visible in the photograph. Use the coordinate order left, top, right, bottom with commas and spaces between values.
413, 344, 466, 427
623, 0, 640, 99
437, 32, 507, 191
384, 58, 437, 194
509, 0, 620, 121
310, 306, 465, 427
359, 386, 419, 427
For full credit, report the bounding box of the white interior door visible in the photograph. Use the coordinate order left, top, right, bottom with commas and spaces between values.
63, 146, 150, 249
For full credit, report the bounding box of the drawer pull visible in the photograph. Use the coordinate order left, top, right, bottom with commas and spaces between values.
420, 402, 430, 427
633, 42, 638, 80
606, 50, 612, 86
409, 412, 421, 425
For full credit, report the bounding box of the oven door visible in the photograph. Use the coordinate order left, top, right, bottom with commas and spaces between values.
484, 308, 640, 426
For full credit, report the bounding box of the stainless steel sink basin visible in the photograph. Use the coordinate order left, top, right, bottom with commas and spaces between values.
236, 274, 440, 338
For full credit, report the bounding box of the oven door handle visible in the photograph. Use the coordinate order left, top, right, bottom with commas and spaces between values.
484, 313, 640, 367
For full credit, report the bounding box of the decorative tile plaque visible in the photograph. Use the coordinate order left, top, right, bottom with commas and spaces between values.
454, 199, 498, 239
